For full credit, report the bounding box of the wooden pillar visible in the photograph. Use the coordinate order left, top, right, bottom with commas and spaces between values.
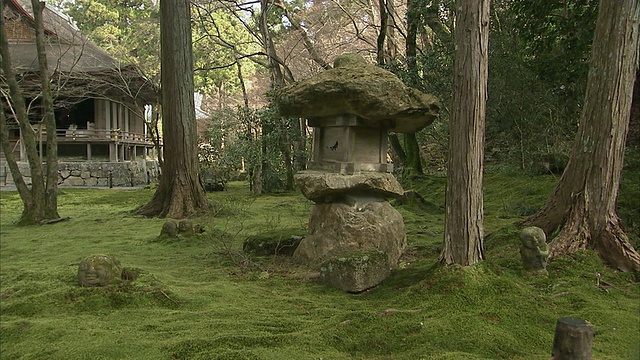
552, 318, 594, 360
86, 143, 92, 160
109, 143, 117, 162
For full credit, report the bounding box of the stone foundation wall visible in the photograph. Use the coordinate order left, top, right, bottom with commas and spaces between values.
0, 160, 160, 187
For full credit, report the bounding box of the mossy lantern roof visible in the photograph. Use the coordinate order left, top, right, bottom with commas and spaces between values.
276, 54, 440, 133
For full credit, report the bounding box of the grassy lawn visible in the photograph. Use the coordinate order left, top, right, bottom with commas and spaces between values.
1, 171, 638, 359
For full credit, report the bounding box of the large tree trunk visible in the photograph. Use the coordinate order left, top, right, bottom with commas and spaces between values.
522, 0, 640, 272
440, 0, 490, 266
135, 0, 208, 219
32, 0, 60, 220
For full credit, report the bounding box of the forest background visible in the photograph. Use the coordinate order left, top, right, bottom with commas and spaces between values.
56, 0, 639, 193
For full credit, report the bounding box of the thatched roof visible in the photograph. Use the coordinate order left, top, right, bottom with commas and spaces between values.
4, 0, 156, 102
8, 42, 122, 74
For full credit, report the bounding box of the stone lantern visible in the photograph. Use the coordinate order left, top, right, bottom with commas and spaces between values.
307, 114, 393, 175
276, 54, 439, 292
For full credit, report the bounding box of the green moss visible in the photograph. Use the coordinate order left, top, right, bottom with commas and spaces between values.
0, 174, 638, 359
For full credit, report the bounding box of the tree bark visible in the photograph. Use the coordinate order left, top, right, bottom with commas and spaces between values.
1, 3, 46, 225
521, 0, 640, 272
424, 2, 453, 49
32, 0, 60, 220
376, 0, 388, 65
236, 59, 250, 110
388, 133, 407, 165
135, 0, 208, 219
405, 0, 419, 71
259, 0, 286, 89
404, 133, 424, 177
0, 102, 31, 207
440, 0, 490, 266
400, 0, 424, 177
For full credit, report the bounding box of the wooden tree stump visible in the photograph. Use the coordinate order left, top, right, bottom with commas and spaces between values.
552, 318, 594, 360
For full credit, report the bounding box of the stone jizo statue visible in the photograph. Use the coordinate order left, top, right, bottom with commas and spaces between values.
519, 226, 549, 275
77, 254, 122, 287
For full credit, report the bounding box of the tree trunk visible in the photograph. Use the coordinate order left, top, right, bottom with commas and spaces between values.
32, 0, 60, 220
401, 0, 424, 177
424, 2, 453, 49
522, 0, 640, 272
259, 0, 286, 89
149, 105, 164, 169
0, 103, 31, 207
405, 0, 419, 71
388, 133, 407, 165
384, 0, 398, 61
135, 0, 208, 219
236, 59, 250, 110
440, 0, 490, 266
1, 4, 46, 225
376, 0, 387, 65
404, 133, 424, 177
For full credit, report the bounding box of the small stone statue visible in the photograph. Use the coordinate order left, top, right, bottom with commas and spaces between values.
178, 219, 193, 235
77, 254, 122, 287
160, 220, 178, 238
519, 226, 549, 275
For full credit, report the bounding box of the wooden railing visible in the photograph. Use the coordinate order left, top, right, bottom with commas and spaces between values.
35, 128, 160, 145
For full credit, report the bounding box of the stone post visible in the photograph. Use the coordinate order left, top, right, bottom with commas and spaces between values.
551, 318, 595, 359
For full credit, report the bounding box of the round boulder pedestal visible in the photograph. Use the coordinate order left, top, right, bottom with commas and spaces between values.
294, 199, 406, 269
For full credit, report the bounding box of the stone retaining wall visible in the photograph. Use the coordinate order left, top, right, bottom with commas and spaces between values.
0, 160, 160, 187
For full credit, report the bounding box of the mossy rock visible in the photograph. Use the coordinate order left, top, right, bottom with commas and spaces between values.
320, 251, 391, 293
276, 53, 440, 133
77, 254, 122, 287
243, 230, 304, 256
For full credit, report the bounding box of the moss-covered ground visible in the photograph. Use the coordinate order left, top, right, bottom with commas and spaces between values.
1, 168, 638, 359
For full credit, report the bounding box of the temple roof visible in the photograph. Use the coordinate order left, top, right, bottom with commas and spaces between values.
3, 0, 156, 101
5, 0, 121, 73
